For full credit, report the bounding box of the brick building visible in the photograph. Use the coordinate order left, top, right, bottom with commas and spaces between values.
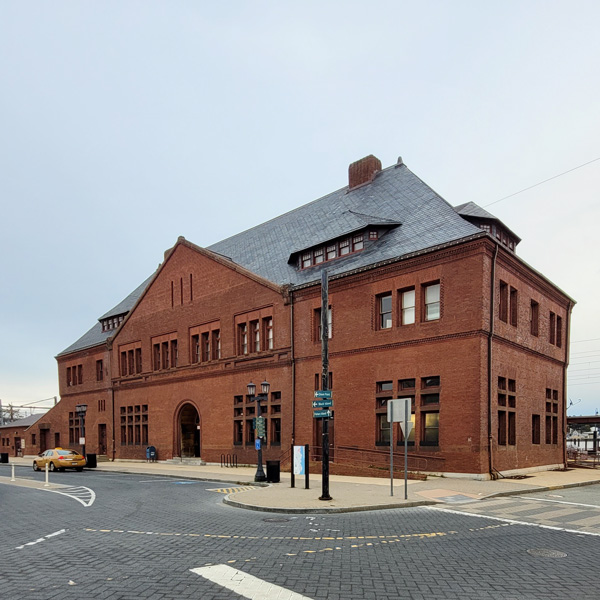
34, 155, 574, 478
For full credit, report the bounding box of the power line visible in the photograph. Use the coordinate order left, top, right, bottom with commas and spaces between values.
484, 157, 600, 208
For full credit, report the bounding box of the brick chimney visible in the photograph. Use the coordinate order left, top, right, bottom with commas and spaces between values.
348, 155, 382, 190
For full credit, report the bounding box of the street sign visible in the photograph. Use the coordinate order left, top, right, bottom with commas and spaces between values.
312, 399, 333, 408
314, 390, 332, 399
256, 416, 266, 438
387, 398, 411, 422
255, 439, 261, 450
313, 409, 332, 418
400, 420, 414, 438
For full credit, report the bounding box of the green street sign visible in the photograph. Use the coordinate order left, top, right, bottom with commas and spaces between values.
312, 399, 333, 408
314, 390, 333, 399
313, 409, 332, 418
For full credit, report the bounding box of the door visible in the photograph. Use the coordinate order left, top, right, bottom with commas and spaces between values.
98, 424, 107, 455
180, 404, 201, 458
40, 429, 48, 452
14, 437, 21, 457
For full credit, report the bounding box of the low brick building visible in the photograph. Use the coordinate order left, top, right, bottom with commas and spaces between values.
36, 155, 573, 478
1, 414, 46, 457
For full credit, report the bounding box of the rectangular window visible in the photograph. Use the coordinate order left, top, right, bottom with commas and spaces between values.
530, 300, 539, 336
424, 282, 440, 321
556, 316, 562, 348
234, 421, 243, 445
545, 415, 552, 444
201, 332, 210, 362
212, 329, 221, 359
377, 413, 390, 445
552, 416, 558, 445
499, 281, 508, 322
239, 324, 248, 355
421, 412, 439, 445
251, 320, 260, 352
67, 367, 72, 387
245, 420, 255, 444
153, 343, 160, 371
377, 381, 393, 393
314, 248, 324, 265
532, 414, 541, 444
421, 393, 439, 405
339, 239, 350, 256
301, 252, 312, 269
378, 293, 392, 329
369, 230, 378, 240
96, 360, 104, 382
120, 352, 127, 376
271, 418, 281, 445
161, 341, 169, 369
498, 410, 507, 445
352, 234, 364, 251
170, 340, 178, 367
135, 348, 142, 374
326, 244, 336, 260
510, 287, 518, 327
399, 378, 416, 390
508, 412, 516, 445
422, 376, 440, 388
549, 311, 556, 345
77, 365, 83, 384
401, 288, 415, 325
264, 318, 273, 350
191, 334, 200, 364
128, 349, 134, 375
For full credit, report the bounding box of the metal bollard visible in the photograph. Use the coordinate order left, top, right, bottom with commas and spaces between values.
11, 463, 15, 482
44, 461, 49, 487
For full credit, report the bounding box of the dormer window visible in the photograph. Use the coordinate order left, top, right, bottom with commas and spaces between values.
101, 314, 126, 332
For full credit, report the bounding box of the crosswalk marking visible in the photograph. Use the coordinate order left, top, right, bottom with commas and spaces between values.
44, 486, 96, 507
190, 564, 314, 599
206, 486, 257, 494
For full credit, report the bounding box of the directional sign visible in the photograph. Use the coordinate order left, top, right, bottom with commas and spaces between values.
314, 390, 333, 399
312, 399, 333, 408
313, 409, 332, 418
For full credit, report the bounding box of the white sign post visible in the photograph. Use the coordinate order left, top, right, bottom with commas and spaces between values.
387, 398, 412, 499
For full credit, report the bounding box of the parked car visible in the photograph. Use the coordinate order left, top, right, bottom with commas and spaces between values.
33, 448, 86, 472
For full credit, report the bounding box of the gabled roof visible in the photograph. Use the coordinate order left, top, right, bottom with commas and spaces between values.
59, 159, 487, 357
57, 273, 156, 357
454, 201, 521, 243
0, 413, 46, 430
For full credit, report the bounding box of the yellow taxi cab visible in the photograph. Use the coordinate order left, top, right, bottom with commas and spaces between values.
33, 448, 86, 472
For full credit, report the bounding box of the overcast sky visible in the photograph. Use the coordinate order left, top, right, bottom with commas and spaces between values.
1, 1, 599, 416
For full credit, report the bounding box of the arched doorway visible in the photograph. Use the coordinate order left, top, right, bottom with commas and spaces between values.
179, 404, 201, 458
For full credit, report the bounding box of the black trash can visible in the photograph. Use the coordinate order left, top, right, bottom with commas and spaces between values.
86, 453, 97, 469
266, 460, 280, 483
0, 453, 8, 464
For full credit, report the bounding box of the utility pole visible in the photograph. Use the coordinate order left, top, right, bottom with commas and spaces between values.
319, 270, 332, 501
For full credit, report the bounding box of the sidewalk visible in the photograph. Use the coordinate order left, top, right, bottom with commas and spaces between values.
3, 457, 600, 514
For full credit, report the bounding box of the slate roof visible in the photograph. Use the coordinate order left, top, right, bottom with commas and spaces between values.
57, 273, 156, 356
0, 413, 46, 430
455, 201, 521, 243
59, 160, 489, 357
208, 163, 482, 287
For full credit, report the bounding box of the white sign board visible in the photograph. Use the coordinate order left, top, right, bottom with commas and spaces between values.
387, 398, 411, 423
79, 437, 86, 445
293, 445, 306, 475
400, 419, 414, 438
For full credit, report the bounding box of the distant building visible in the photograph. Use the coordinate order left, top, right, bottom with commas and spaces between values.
1, 413, 46, 457
33, 155, 573, 478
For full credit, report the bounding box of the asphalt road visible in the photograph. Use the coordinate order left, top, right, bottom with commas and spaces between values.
2, 465, 599, 599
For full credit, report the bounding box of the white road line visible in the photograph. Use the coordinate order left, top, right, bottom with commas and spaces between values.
512, 496, 600, 509
16, 529, 66, 550
190, 564, 314, 600
433, 507, 600, 536
44, 486, 96, 507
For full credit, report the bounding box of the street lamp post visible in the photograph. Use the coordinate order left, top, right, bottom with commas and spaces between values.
247, 380, 269, 482
75, 404, 88, 458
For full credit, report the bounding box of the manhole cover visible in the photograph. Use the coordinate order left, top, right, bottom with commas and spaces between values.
527, 548, 567, 558
263, 517, 291, 523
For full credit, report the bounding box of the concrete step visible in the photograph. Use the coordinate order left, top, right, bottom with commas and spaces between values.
96, 455, 110, 462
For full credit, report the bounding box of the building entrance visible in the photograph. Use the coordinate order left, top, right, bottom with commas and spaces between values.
180, 404, 200, 458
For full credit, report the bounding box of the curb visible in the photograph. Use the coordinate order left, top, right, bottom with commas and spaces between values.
222, 495, 437, 514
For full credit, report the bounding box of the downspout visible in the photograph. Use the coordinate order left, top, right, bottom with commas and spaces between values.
488, 243, 499, 479
290, 290, 296, 447
562, 301, 573, 469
